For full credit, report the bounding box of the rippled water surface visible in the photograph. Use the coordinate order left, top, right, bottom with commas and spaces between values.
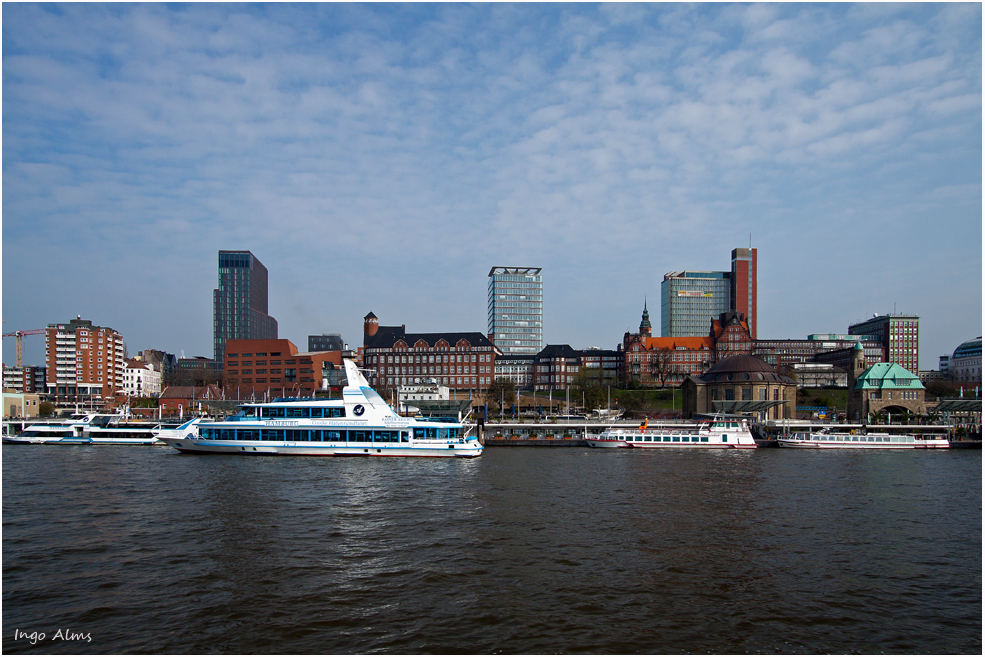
3, 445, 981, 654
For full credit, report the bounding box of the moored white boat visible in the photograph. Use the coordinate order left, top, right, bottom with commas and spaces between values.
778, 429, 949, 449
585, 435, 629, 448
587, 417, 757, 449
158, 359, 482, 458
3, 413, 164, 445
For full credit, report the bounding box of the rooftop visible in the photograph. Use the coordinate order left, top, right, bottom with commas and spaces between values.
853, 362, 925, 390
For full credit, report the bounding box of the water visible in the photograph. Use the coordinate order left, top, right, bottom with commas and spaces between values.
3, 445, 980, 654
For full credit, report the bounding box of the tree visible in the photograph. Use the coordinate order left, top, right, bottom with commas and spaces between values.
925, 381, 960, 399
572, 367, 619, 411
130, 396, 159, 409
38, 401, 56, 417
485, 378, 516, 412
651, 348, 674, 387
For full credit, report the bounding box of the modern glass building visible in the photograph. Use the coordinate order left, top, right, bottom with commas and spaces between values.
488, 267, 543, 355
660, 271, 731, 337
214, 250, 278, 365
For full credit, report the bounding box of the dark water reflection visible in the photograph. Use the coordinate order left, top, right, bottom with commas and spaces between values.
3, 446, 980, 653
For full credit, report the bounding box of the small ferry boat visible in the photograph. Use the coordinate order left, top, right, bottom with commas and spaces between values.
587, 417, 757, 449
3, 413, 163, 446
158, 359, 483, 457
778, 429, 949, 449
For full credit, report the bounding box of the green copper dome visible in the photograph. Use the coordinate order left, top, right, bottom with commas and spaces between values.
853, 362, 924, 390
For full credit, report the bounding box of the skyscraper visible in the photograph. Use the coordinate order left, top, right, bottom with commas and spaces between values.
730, 248, 758, 339
660, 271, 731, 337
487, 266, 543, 355
213, 250, 278, 366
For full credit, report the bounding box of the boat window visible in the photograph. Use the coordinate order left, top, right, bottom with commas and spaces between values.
681, 437, 689, 442
700, 437, 708, 442
664, 437, 671, 442
722, 435, 728, 442
644, 436, 652, 442
401, 431, 409, 442
360, 386, 387, 405
261, 429, 281, 441
286, 408, 304, 419
672, 436, 680, 442
353, 431, 367, 442
239, 429, 259, 441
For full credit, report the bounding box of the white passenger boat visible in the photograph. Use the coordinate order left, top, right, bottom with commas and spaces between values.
158, 359, 483, 457
3, 413, 164, 445
778, 429, 949, 449
587, 417, 757, 449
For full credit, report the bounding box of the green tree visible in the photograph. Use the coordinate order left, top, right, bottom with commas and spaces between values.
925, 381, 960, 399
38, 401, 56, 417
572, 368, 617, 411
485, 378, 516, 412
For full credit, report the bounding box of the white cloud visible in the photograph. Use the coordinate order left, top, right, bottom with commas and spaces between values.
2, 3, 980, 368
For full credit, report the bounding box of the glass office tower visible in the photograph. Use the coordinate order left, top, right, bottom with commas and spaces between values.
214, 250, 278, 365
660, 271, 731, 337
488, 267, 543, 355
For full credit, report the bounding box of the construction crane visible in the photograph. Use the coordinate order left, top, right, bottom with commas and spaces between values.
2, 329, 46, 368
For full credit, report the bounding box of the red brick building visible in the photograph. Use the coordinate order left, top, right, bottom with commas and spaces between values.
622, 304, 716, 386
711, 311, 754, 362
158, 384, 223, 417
361, 312, 500, 394
730, 248, 757, 339
45, 316, 126, 403
223, 338, 343, 398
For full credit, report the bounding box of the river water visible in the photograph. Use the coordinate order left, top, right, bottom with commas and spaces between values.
2, 445, 980, 654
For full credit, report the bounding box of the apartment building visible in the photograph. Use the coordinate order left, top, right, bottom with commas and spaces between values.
45, 316, 126, 402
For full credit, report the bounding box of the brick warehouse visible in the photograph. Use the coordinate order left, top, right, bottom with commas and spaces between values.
361, 312, 500, 394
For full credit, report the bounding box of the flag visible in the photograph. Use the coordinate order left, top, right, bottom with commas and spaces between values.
640, 419, 648, 433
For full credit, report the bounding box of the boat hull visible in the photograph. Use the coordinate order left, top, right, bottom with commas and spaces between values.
3, 435, 162, 445
778, 439, 949, 449
162, 437, 482, 457
626, 442, 757, 449
585, 439, 629, 448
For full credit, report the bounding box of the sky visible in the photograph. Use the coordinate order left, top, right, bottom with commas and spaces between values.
2, 2, 982, 372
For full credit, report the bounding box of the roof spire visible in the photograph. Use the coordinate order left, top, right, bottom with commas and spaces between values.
640, 298, 652, 335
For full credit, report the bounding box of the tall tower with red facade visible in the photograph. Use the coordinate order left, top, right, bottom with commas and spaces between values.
730, 248, 758, 339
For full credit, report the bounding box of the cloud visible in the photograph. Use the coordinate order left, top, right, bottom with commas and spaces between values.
2, 3, 980, 368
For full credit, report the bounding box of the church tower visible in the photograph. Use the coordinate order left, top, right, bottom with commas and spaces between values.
639, 299, 652, 337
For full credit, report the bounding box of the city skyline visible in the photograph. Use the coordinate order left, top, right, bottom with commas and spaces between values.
3, 4, 981, 371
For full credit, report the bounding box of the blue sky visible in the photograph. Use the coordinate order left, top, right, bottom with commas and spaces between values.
3, 3, 981, 371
